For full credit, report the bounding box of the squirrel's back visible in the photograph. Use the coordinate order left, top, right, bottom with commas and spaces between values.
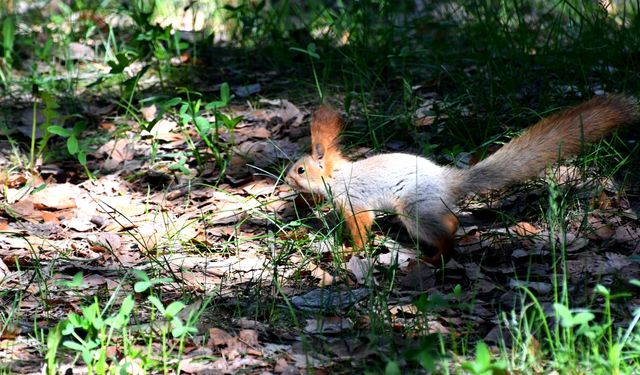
453, 95, 640, 194
333, 153, 454, 211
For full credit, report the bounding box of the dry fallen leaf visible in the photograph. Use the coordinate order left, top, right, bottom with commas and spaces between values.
67, 42, 95, 60
41, 211, 60, 223
514, 222, 540, 237
2, 173, 28, 189
274, 358, 295, 374
304, 317, 353, 334
238, 329, 260, 348
593, 191, 612, 210
95, 139, 136, 164
235, 125, 271, 140
142, 118, 181, 141
63, 217, 95, 232
206, 328, 233, 349
32, 183, 80, 210
398, 261, 436, 291
241, 179, 275, 196
415, 115, 436, 127
0, 257, 10, 279
97, 196, 147, 217
140, 105, 157, 121
346, 256, 371, 285
89, 232, 122, 252
306, 262, 335, 287
178, 357, 217, 375
257, 98, 304, 127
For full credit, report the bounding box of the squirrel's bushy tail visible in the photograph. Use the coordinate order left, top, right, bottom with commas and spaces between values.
454, 95, 640, 194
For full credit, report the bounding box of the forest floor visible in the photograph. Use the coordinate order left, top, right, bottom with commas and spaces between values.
2, 2, 640, 374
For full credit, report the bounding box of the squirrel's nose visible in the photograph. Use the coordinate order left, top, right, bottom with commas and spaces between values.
284, 175, 293, 187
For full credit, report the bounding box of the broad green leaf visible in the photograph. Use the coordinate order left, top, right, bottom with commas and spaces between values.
453, 284, 462, 297
416, 349, 435, 371
220, 82, 230, 103
164, 301, 185, 318
62, 341, 85, 351
594, 284, 610, 297
81, 349, 92, 366
171, 318, 196, 338
72, 121, 87, 134
475, 341, 491, 369
384, 360, 401, 375
554, 304, 574, 327
67, 135, 78, 154
48, 126, 72, 137
147, 295, 165, 314
45, 323, 62, 373
205, 100, 225, 111
194, 116, 211, 133
132, 269, 150, 282
120, 295, 135, 316
164, 97, 182, 107
108, 52, 132, 74
572, 311, 595, 326
134, 281, 151, 293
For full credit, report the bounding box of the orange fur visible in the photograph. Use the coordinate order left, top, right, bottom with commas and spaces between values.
310, 106, 347, 174
344, 211, 375, 248
422, 213, 459, 264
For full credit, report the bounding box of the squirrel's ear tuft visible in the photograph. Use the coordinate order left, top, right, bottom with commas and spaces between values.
309, 105, 347, 174
314, 143, 325, 161
313, 144, 326, 169
311, 106, 343, 154
312, 106, 342, 128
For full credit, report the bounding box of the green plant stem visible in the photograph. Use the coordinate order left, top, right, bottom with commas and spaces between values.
518, 286, 555, 353
311, 58, 323, 101
82, 164, 94, 181
30, 99, 37, 170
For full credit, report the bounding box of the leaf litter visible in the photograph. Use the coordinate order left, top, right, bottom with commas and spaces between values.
3, 92, 640, 373
2, 49, 640, 375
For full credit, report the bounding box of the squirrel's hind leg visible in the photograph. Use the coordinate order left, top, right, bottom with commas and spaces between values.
398, 211, 458, 264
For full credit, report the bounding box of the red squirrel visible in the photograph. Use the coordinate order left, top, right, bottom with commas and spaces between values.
285, 96, 639, 262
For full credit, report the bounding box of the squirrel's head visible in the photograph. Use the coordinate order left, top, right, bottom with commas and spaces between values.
285, 105, 347, 197
285, 155, 331, 196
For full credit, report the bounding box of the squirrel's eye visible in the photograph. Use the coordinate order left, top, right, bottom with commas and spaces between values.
297, 166, 305, 175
